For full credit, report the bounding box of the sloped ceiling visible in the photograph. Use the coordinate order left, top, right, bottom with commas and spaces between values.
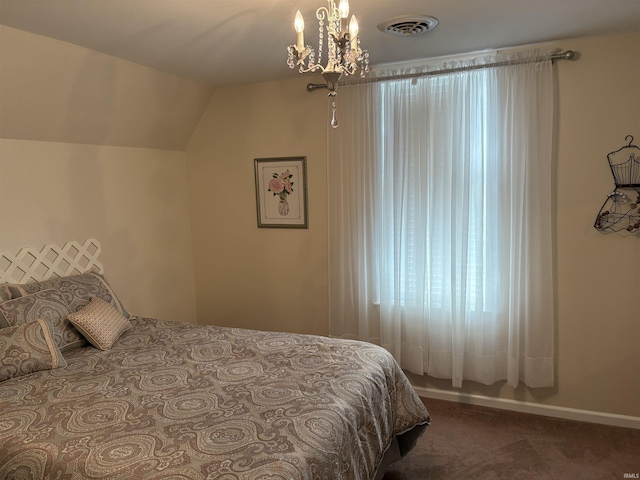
0, 26, 214, 150
1, 0, 640, 87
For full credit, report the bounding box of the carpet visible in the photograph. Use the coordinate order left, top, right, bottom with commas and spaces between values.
383, 397, 640, 480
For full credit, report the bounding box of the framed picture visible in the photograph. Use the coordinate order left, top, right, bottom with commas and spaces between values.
254, 156, 308, 228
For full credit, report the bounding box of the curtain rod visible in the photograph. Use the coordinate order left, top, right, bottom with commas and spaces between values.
307, 50, 575, 91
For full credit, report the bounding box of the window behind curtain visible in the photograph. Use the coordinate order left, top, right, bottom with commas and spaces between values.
377, 72, 499, 314
328, 50, 555, 388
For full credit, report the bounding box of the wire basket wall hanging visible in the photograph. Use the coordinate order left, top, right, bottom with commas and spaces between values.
593, 135, 640, 233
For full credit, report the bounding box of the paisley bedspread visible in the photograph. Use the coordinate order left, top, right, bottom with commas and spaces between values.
0, 318, 430, 479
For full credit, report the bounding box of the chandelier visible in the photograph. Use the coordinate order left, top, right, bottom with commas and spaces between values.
287, 0, 369, 128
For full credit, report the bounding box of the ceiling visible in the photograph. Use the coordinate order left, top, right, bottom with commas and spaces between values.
1, 0, 639, 87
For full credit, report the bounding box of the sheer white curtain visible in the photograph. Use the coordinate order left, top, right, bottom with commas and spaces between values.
328, 50, 555, 388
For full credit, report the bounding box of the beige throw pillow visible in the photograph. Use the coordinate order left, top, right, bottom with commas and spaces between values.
67, 297, 131, 350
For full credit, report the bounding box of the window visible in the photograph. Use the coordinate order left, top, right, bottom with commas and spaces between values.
328, 50, 555, 388
376, 74, 499, 313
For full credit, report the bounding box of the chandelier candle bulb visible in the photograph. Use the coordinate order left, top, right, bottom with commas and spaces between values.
349, 16, 358, 51
339, 0, 349, 34
295, 10, 305, 52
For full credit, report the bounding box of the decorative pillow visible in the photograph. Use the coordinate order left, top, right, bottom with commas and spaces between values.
0, 318, 67, 383
0, 289, 86, 352
0, 285, 11, 303
67, 297, 131, 350
8, 271, 130, 318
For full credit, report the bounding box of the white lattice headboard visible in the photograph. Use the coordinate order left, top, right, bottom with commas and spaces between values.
0, 239, 103, 284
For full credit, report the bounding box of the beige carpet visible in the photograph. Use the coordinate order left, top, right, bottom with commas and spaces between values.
383, 397, 640, 480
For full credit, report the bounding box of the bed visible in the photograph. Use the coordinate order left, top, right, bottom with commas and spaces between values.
0, 240, 430, 480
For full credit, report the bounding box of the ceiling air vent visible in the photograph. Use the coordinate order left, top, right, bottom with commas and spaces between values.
378, 15, 439, 37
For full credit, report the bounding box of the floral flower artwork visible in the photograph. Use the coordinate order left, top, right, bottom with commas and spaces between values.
254, 157, 308, 229
268, 170, 294, 216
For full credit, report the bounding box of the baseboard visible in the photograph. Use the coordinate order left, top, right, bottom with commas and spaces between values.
414, 386, 640, 430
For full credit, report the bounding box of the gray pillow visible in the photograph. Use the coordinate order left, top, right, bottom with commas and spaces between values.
8, 271, 130, 318
0, 318, 67, 383
0, 289, 85, 352
0, 285, 11, 303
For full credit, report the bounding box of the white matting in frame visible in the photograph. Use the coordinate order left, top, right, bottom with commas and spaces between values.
254, 157, 308, 228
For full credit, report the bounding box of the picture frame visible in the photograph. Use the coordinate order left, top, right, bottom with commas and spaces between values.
254, 156, 308, 228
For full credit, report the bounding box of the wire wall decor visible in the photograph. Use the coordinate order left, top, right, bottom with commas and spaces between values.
593, 135, 640, 233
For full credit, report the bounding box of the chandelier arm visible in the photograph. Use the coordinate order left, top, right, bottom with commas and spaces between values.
298, 64, 326, 74
315, 6, 330, 22
341, 65, 356, 76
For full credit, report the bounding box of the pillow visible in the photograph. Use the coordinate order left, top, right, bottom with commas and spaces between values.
8, 271, 130, 318
0, 318, 67, 383
67, 297, 131, 350
0, 285, 11, 303
0, 289, 86, 352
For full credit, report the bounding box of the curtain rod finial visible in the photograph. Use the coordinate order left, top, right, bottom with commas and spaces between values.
560, 50, 575, 60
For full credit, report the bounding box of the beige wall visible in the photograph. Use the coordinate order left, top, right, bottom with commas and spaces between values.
185, 76, 330, 335
554, 32, 639, 416
0, 140, 198, 323
0, 26, 206, 323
